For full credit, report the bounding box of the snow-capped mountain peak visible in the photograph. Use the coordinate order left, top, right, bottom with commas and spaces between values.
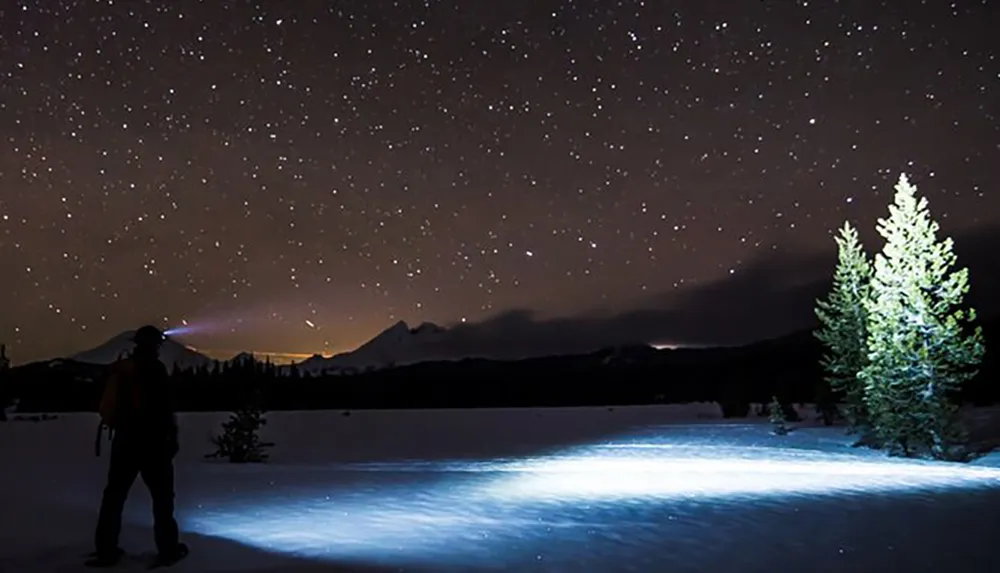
354, 320, 444, 354
228, 351, 259, 364
291, 320, 448, 375
363, 320, 412, 350
71, 329, 213, 370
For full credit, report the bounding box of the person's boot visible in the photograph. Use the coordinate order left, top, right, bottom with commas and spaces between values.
147, 542, 188, 569
84, 547, 125, 568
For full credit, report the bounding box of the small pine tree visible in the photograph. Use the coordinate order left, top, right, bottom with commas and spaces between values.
860, 173, 985, 459
206, 392, 274, 463
815, 221, 873, 436
769, 396, 788, 435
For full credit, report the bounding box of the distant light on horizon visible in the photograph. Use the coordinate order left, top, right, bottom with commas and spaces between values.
160, 319, 330, 363
189, 346, 329, 364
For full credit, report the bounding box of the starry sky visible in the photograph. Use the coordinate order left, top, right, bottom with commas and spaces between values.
1, 0, 998, 365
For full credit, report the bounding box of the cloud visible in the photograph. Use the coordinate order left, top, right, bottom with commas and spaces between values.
425, 224, 1000, 359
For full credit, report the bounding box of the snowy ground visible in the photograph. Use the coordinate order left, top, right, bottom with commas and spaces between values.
2, 404, 1000, 572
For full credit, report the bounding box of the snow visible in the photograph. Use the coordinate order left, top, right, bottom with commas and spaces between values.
70, 330, 213, 371
2, 405, 1000, 572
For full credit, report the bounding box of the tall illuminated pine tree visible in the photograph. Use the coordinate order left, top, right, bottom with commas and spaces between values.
860, 173, 984, 459
815, 222, 872, 436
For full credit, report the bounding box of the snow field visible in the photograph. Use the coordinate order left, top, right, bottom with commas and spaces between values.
2, 404, 1000, 572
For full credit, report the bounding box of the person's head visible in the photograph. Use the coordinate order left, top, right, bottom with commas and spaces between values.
132, 325, 165, 358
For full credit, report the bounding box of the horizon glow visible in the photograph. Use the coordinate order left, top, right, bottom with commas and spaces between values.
160, 316, 329, 362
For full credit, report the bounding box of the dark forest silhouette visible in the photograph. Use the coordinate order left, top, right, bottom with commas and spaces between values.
3, 317, 997, 417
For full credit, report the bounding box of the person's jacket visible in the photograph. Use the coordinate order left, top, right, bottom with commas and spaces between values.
100, 355, 178, 454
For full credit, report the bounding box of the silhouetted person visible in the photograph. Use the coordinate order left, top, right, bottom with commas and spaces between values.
87, 325, 188, 568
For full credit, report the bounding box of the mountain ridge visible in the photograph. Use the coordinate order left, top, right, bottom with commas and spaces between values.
291, 320, 449, 375
46, 313, 1000, 376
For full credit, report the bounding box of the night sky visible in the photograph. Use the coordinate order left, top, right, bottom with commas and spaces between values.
1, 1, 998, 364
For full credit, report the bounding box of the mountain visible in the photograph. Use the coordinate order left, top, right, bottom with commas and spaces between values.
227, 351, 261, 366
294, 353, 332, 374
70, 330, 213, 371
291, 321, 448, 375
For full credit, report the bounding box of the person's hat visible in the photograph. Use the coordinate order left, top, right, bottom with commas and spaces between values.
132, 325, 166, 345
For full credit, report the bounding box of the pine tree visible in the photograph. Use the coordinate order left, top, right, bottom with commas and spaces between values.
769, 396, 788, 435
206, 391, 274, 463
860, 173, 985, 459
814, 221, 872, 436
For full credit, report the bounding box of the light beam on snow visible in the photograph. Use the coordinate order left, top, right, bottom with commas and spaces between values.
184, 433, 1000, 566
486, 443, 1000, 500
186, 486, 528, 567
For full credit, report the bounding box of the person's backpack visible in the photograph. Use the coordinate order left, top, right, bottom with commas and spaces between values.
98, 358, 144, 427
95, 358, 141, 456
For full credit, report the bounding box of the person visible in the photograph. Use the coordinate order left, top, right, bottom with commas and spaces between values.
86, 325, 188, 568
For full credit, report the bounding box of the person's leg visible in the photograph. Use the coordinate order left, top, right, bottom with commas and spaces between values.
140, 452, 181, 555
92, 441, 140, 562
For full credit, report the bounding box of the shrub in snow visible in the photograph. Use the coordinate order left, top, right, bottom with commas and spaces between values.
769, 397, 788, 436
206, 393, 274, 463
